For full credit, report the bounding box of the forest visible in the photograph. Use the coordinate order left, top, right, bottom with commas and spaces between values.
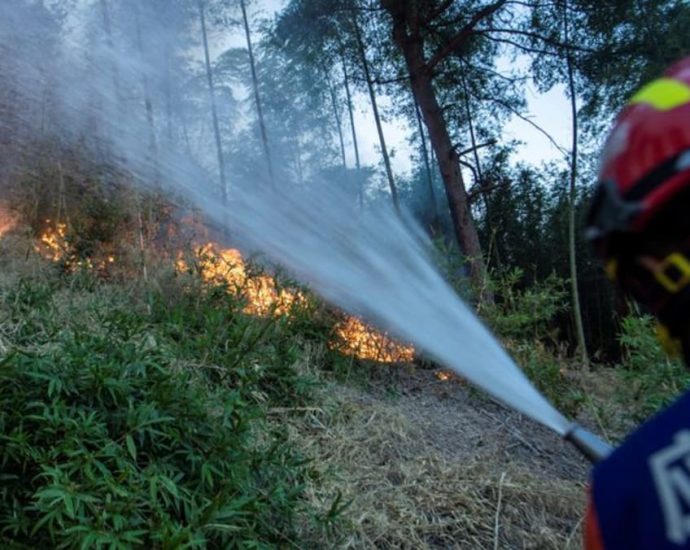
1, 0, 690, 547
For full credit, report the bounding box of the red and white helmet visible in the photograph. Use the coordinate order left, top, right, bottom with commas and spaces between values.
586, 57, 690, 245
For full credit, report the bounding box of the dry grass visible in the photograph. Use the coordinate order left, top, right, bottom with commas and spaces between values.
277, 362, 587, 549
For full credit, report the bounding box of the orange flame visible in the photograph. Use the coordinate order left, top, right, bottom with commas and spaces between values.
29, 223, 416, 365
35, 220, 70, 261
177, 243, 304, 316
35, 221, 115, 272
434, 370, 464, 384
0, 206, 17, 238
331, 316, 415, 363
179, 243, 415, 363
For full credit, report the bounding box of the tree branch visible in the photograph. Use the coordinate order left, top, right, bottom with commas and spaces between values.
459, 159, 478, 184
426, 0, 509, 73
482, 36, 559, 57
454, 140, 497, 156
350, 74, 410, 85
481, 95, 569, 157
468, 181, 508, 204
472, 63, 531, 85
479, 27, 598, 54
422, 0, 454, 26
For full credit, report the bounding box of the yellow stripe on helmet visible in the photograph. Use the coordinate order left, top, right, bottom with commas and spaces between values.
629, 77, 690, 111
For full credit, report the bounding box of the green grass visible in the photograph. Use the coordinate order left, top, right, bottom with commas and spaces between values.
0, 265, 338, 548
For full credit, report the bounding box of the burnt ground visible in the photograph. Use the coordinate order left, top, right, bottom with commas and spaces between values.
283, 358, 591, 549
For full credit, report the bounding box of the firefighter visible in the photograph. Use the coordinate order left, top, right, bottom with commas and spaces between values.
584, 56, 690, 549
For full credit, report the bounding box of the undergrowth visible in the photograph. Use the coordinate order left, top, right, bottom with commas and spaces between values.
482, 269, 586, 417
615, 314, 690, 422
0, 262, 341, 548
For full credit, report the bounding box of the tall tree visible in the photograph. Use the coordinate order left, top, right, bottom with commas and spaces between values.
381, 0, 508, 302
562, 0, 589, 368
198, 0, 228, 204
341, 53, 363, 205
413, 99, 439, 231
240, 0, 275, 187
325, 71, 347, 169
351, 11, 400, 212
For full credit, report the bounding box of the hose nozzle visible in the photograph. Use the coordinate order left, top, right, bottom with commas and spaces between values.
564, 423, 613, 463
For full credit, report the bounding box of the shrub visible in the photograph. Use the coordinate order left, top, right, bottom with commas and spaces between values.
0, 272, 320, 548
617, 314, 690, 421
507, 341, 584, 418
484, 269, 567, 344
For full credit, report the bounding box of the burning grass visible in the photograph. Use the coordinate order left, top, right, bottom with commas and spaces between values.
3, 218, 416, 365
176, 243, 305, 317
36, 220, 69, 261
0, 204, 17, 238
32, 220, 117, 274
331, 316, 415, 363
177, 242, 416, 363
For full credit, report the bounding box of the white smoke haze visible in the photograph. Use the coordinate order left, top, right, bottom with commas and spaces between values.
0, 0, 570, 435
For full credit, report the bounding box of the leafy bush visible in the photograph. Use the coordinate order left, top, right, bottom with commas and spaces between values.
470, 269, 585, 416
0, 271, 323, 548
508, 341, 585, 418
431, 237, 475, 300
485, 269, 567, 344
617, 314, 690, 421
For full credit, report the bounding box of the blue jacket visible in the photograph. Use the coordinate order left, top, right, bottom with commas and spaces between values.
589, 390, 690, 548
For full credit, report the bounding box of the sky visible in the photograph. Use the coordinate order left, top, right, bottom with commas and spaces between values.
237, 0, 572, 178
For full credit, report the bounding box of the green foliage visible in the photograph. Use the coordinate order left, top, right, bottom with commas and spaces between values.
616, 315, 690, 421
431, 237, 474, 300
485, 268, 567, 344
511, 341, 585, 418
478, 163, 619, 359
0, 270, 333, 548
150, 278, 317, 408
478, 268, 583, 416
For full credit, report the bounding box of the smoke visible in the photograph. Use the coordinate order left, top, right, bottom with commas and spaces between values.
0, 0, 570, 435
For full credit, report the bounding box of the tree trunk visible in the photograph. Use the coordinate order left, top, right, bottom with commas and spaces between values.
56, 159, 67, 227
461, 73, 502, 271
295, 135, 304, 185
134, 8, 158, 164
341, 55, 363, 207
563, 0, 589, 368
164, 54, 174, 145
198, 0, 228, 204
384, 3, 491, 302
240, 0, 275, 188
326, 71, 347, 168
100, 0, 120, 104
102, 0, 150, 281
341, 56, 361, 171
351, 15, 399, 212
413, 97, 439, 232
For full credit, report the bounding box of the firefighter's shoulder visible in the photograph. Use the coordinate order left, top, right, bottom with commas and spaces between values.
591, 389, 690, 549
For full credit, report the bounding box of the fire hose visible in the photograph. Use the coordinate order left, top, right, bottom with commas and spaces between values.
564, 423, 614, 463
